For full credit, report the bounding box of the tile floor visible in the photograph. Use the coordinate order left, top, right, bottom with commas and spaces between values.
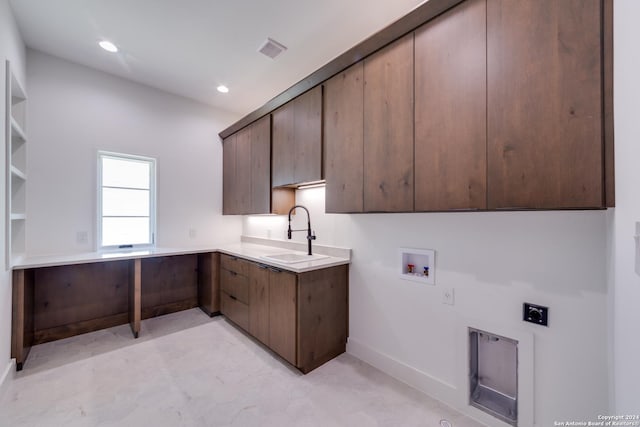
0, 309, 484, 427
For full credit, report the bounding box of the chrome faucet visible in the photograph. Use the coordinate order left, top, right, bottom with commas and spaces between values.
287, 205, 316, 255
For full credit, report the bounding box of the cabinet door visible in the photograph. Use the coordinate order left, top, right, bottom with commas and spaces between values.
234, 126, 253, 213
415, 0, 487, 211
249, 263, 270, 345
222, 134, 237, 215
294, 86, 322, 184
363, 34, 414, 212
297, 265, 348, 373
251, 116, 271, 214
268, 268, 297, 365
221, 291, 249, 331
324, 63, 364, 213
487, 0, 603, 209
272, 104, 295, 187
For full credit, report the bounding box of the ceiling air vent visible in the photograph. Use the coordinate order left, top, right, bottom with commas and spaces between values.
258, 38, 287, 59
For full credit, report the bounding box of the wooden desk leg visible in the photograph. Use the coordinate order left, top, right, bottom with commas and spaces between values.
12, 269, 34, 371
129, 259, 141, 338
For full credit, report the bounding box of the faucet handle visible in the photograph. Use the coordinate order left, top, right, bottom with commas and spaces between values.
309, 231, 316, 240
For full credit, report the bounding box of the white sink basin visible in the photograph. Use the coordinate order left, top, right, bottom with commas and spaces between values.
260, 253, 329, 264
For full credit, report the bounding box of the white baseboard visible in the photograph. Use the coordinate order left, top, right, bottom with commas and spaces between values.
346, 337, 459, 408
0, 358, 16, 401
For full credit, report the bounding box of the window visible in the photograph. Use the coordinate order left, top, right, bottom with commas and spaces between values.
98, 151, 156, 249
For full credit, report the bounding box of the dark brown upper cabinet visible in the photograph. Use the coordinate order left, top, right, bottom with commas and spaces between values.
414, 0, 487, 211
222, 133, 237, 215
487, 0, 609, 209
324, 63, 364, 213
224, 0, 613, 214
222, 116, 271, 215
363, 34, 414, 212
272, 102, 295, 187
272, 86, 322, 187
222, 129, 251, 215
250, 116, 271, 214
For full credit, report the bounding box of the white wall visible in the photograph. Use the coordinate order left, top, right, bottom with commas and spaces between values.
612, 0, 640, 413
245, 187, 610, 425
0, 0, 26, 392
26, 50, 242, 256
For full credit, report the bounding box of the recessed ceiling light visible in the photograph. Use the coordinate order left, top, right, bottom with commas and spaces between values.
99, 40, 118, 53
217, 85, 229, 93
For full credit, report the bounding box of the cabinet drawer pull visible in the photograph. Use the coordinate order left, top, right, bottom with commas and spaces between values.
269, 267, 283, 273
229, 294, 237, 301
229, 270, 238, 276
257, 264, 269, 269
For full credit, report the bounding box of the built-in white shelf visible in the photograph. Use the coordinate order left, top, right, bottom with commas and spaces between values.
10, 165, 26, 180
6, 60, 28, 268
10, 116, 26, 142
10, 70, 26, 102
399, 247, 435, 285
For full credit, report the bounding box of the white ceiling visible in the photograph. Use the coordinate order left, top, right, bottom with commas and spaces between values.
9, 0, 425, 117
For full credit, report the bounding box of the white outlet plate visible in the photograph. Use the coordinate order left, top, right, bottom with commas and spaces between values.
76, 231, 88, 244
189, 228, 197, 239
443, 288, 455, 305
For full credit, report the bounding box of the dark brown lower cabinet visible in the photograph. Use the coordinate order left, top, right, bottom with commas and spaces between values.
248, 263, 270, 344
220, 291, 249, 331
297, 266, 349, 372
268, 267, 298, 366
220, 254, 250, 329
230, 256, 349, 374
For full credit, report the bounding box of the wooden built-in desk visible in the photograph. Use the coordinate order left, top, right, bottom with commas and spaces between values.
11, 249, 220, 370
11, 238, 352, 373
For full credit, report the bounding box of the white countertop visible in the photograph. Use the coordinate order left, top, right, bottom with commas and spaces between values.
13, 237, 351, 273
217, 243, 350, 273
12, 247, 220, 269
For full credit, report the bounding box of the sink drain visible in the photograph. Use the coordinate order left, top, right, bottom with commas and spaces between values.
440, 420, 452, 427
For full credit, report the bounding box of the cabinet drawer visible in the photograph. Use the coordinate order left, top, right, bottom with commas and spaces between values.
221, 291, 249, 331
220, 254, 250, 276
220, 268, 249, 304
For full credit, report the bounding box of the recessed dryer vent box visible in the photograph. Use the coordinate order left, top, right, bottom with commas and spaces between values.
399, 248, 435, 285
469, 328, 518, 426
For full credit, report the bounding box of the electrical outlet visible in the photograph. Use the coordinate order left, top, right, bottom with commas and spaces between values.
442, 288, 455, 305
189, 228, 197, 239
76, 231, 88, 244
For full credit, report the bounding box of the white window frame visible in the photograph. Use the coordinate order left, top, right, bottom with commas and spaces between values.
97, 151, 157, 251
